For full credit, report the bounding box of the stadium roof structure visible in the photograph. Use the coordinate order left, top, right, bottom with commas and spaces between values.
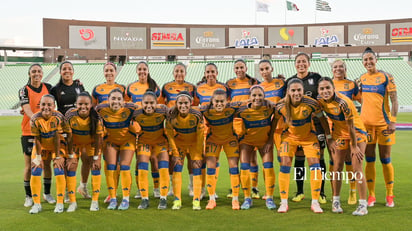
0, 45, 60, 51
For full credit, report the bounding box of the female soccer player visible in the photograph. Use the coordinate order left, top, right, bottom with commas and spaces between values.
360, 47, 398, 207
275, 79, 335, 214
331, 59, 361, 204
65, 92, 104, 212
126, 62, 162, 199
196, 63, 228, 106
286, 53, 327, 204
19, 64, 53, 207
50, 61, 87, 200
199, 89, 240, 210
159, 63, 198, 197
237, 85, 276, 210
132, 90, 169, 210
29, 94, 68, 214
226, 60, 261, 199
96, 88, 137, 210
317, 77, 368, 216
165, 91, 204, 210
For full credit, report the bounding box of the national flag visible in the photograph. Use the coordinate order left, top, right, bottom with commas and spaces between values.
256, 0, 269, 13
316, 0, 331, 11
286, 1, 299, 11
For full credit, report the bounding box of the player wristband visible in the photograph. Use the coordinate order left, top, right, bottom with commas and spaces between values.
93, 156, 99, 161
68, 154, 75, 159
326, 134, 332, 140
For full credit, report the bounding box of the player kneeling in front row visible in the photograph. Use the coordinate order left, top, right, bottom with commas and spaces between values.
318, 77, 368, 215
65, 92, 104, 212
29, 95, 67, 214
274, 79, 335, 214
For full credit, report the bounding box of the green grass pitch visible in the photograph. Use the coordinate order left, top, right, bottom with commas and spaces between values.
1, 114, 412, 231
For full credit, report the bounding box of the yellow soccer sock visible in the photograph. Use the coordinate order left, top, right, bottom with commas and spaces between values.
240, 163, 251, 198
206, 168, 216, 198
91, 170, 101, 201
365, 157, 376, 197
279, 166, 291, 200
345, 162, 356, 192
114, 164, 121, 191
138, 162, 149, 198
106, 164, 117, 198
54, 168, 66, 204
30, 168, 43, 204
172, 165, 183, 200
66, 171, 77, 203
229, 167, 240, 198
250, 165, 259, 188
263, 162, 275, 197
120, 165, 131, 198
309, 164, 322, 200
152, 171, 160, 189
193, 168, 202, 201
381, 158, 394, 196
158, 161, 170, 197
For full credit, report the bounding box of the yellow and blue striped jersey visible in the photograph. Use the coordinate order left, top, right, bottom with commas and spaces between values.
92, 82, 126, 105
259, 78, 286, 103
133, 104, 168, 144
196, 82, 228, 106
159, 81, 198, 107
126, 81, 161, 106
333, 78, 361, 102
31, 110, 67, 150
65, 108, 104, 146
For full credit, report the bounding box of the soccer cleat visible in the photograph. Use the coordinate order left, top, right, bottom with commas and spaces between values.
153, 188, 161, 198
266, 198, 277, 210
107, 199, 117, 210
192, 200, 201, 211
67, 202, 77, 212
319, 194, 327, 204
158, 198, 167, 210
367, 196, 376, 207
90, 201, 99, 211
77, 185, 92, 199
232, 200, 240, 210
251, 188, 260, 199
277, 202, 289, 213
311, 202, 323, 213
118, 199, 130, 210
206, 200, 216, 210
138, 199, 149, 210
188, 185, 194, 197
226, 189, 233, 198
54, 203, 64, 213
352, 204, 368, 216
29, 203, 42, 214
348, 190, 357, 205
43, 193, 56, 204
134, 190, 141, 199
386, 196, 395, 208
172, 200, 182, 210
24, 196, 33, 207
292, 193, 305, 202
104, 196, 111, 204
332, 201, 343, 213
241, 198, 252, 210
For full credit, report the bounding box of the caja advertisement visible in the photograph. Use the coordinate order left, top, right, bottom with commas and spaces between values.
69, 25, 107, 49
110, 27, 146, 49
268, 27, 304, 46
190, 28, 225, 49
229, 28, 264, 47
348, 24, 385, 46
307, 25, 344, 46
151, 28, 186, 49
390, 22, 412, 44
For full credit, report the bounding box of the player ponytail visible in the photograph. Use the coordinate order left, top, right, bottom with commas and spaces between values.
77, 91, 99, 136
362, 47, 376, 58
198, 63, 218, 85
284, 78, 303, 125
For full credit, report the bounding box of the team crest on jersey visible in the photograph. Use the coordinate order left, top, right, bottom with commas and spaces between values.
100, 88, 104, 92
104, 115, 108, 118
134, 88, 138, 91
308, 78, 314, 85
75, 88, 81, 95
202, 90, 206, 93
333, 107, 339, 114
275, 82, 280, 88
185, 87, 189, 91
189, 120, 195, 126
263, 110, 269, 117
168, 87, 173, 91
229, 141, 237, 147
302, 110, 309, 117
246, 115, 251, 118
375, 77, 381, 83
121, 112, 127, 118
50, 122, 56, 128
156, 117, 162, 123
344, 83, 349, 90
225, 111, 231, 116
73, 123, 78, 127
140, 119, 145, 124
